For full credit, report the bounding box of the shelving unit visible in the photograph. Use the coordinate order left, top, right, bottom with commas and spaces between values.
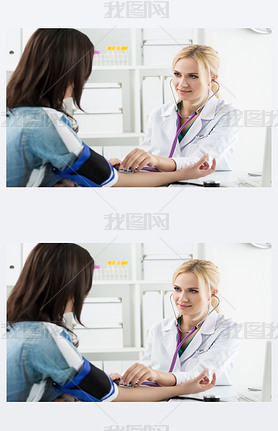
77, 28, 195, 155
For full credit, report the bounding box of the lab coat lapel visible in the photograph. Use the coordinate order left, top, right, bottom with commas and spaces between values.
161, 106, 181, 156
161, 320, 178, 357
179, 94, 218, 149
179, 309, 218, 361
179, 330, 203, 362
179, 117, 203, 148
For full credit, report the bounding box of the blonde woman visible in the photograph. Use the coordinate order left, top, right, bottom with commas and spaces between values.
112, 260, 241, 387
112, 45, 241, 172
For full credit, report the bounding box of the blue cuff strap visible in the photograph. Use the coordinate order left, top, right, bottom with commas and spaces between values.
53, 357, 115, 402
59, 144, 91, 175
54, 144, 106, 187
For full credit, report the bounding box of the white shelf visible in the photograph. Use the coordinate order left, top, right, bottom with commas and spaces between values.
80, 347, 144, 354
92, 280, 171, 285
80, 132, 144, 139
93, 66, 135, 71
93, 66, 171, 71
7, 66, 172, 74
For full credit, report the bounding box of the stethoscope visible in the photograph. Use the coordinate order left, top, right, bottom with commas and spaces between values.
143, 293, 220, 386
168, 293, 220, 372
142, 79, 220, 172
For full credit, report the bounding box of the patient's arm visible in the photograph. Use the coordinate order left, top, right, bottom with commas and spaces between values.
113, 369, 216, 402
114, 155, 216, 187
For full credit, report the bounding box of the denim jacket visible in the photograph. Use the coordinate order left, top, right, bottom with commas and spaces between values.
6, 107, 79, 187
7, 321, 84, 401
6, 107, 118, 187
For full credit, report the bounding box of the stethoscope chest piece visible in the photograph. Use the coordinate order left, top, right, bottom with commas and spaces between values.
203, 180, 220, 187
203, 394, 220, 402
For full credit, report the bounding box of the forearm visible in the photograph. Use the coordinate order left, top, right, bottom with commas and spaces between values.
114, 170, 182, 187
114, 368, 216, 401
153, 155, 176, 172
114, 154, 215, 186
154, 371, 176, 386
114, 384, 182, 402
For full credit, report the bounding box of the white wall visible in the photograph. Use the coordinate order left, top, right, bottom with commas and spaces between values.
198, 243, 272, 386
199, 28, 272, 172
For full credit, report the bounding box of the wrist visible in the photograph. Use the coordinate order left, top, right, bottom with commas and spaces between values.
154, 156, 176, 172
152, 369, 159, 381
154, 370, 176, 386
175, 169, 185, 181
151, 154, 159, 167
171, 373, 177, 385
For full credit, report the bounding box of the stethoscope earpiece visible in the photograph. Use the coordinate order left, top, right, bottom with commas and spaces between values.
169, 293, 179, 326
169, 78, 179, 112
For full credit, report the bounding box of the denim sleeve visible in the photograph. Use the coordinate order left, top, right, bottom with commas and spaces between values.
24, 323, 84, 387
23, 109, 83, 172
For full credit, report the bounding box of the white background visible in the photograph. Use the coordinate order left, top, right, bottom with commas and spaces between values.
0, 1, 278, 431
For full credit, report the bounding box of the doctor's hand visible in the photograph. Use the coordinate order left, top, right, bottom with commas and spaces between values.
180, 369, 216, 395
109, 372, 123, 382
109, 158, 122, 167
180, 155, 216, 180
121, 363, 159, 386
121, 149, 158, 172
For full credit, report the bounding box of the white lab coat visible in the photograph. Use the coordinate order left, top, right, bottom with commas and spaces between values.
142, 95, 242, 171
141, 309, 242, 385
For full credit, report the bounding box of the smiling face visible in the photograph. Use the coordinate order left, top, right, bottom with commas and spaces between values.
172, 271, 210, 320
172, 57, 210, 106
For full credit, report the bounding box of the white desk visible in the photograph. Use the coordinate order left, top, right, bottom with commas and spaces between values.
168, 171, 264, 188
168, 385, 266, 402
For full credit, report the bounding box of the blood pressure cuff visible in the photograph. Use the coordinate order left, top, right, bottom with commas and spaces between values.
54, 144, 117, 187
54, 357, 118, 402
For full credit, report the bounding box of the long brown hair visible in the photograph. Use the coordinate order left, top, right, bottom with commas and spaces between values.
7, 243, 94, 327
7, 29, 94, 113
